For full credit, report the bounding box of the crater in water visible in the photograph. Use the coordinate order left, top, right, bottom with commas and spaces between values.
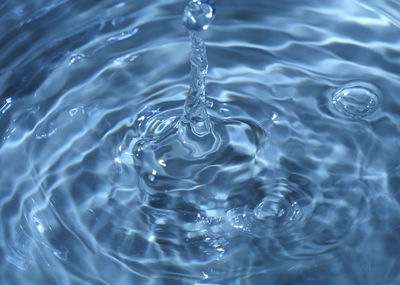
117, 102, 265, 196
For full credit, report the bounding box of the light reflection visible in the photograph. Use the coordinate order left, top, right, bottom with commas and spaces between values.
158, 159, 166, 167
32, 216, 45, 234
201, 271, 209, 280
0, 98, 12, 114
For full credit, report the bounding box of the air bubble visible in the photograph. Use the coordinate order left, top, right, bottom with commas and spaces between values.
183, 0, 216, 31
332, 81, 381, 119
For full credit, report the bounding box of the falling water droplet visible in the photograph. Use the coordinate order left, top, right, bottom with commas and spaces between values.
332, 81, 380, 119
183, 0, 216, 31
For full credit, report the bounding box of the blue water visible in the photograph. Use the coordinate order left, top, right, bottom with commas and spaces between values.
1, 0, 400, 284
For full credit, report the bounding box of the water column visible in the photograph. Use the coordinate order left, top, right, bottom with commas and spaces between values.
182, 0, 216, 136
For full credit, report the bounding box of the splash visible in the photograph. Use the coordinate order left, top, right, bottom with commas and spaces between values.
182, 0, 216, 136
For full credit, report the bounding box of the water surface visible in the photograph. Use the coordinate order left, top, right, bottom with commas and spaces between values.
1, 0, 400, 284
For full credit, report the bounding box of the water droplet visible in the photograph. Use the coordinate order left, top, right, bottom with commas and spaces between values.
332, 81, 380, 119
183, 0, 216, 31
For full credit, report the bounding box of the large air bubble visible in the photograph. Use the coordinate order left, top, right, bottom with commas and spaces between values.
332, 81, 380, 119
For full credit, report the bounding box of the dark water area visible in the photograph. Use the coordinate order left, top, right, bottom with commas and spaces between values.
1, 0, 400, 284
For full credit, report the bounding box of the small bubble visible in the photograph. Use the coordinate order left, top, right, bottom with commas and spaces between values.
183, 0, 216, 31
332, 81, 380, 119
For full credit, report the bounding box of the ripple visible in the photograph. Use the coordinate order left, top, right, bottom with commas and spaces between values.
1, 0, 400, 283
253, 180, 308, 225
225, 176, 370, 261
227, 178, 313, 237
332, 81, 381, 119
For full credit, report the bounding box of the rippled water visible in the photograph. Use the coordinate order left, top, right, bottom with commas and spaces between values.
1, 0, 400, 284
